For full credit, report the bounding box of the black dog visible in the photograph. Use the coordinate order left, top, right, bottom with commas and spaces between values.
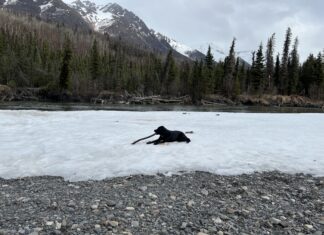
147, 126, 191, 145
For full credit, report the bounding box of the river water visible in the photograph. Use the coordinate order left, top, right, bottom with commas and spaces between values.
0, 101, 323, 113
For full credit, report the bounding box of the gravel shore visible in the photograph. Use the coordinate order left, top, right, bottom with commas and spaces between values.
0, 171, 323, 235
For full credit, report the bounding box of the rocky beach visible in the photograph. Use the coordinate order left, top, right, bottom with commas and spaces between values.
0, 171, 323, 235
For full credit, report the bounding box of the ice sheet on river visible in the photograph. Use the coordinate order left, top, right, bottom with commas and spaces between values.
0, 110, 323, 181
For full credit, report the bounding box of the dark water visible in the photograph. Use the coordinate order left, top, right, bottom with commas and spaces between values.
0, 101, 323, 113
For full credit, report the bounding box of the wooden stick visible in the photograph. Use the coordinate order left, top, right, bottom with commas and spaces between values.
132, 134, 157, 145
185, 131, 194, 134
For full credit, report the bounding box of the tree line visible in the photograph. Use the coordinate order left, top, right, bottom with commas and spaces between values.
0, 11, 323, 102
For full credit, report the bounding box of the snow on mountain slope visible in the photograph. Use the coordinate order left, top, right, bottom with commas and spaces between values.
69, 0, 115, 31
153, 31, 194, 57
0, 0, 91, 31
153, 31, 205, 60
69, 0, 205, 60
3, 0, 19, 5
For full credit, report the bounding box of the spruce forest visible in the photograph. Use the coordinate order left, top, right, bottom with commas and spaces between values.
0, 11, 323, 103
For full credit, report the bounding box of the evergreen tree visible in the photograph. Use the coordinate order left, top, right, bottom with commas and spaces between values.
204, 45, 214, 94
300, 54, 316, 97
162, 50, 177, 95
239, 62, 247, 93
265, 33, 275, 91
179, 61, 191, 96
314, 53, 324, 98
166, 54, 177, 95
279, 27, 292, 94
191, 60, 203, 103
214, 61, 224, 93
247, 51, 256, 93
90, 39, 99, 81
59, 36, 72, 90
288, 38, 299, 95
233, 58, 241, 97
251, 43, 265, 93
274, 54, 280, 91
205, 46, 214, 70
223, 38, 236, 96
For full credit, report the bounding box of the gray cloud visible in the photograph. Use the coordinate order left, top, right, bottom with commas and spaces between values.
66, 0, 324, 61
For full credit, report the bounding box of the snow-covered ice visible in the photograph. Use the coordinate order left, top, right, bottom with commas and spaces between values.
0, 110, 323, 181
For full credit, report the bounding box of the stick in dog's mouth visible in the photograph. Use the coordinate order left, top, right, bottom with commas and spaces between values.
132, 133, 157, 145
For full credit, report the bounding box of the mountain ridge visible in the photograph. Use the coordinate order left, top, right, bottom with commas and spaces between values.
0, 0, 91, 31
68, 0, 205, 60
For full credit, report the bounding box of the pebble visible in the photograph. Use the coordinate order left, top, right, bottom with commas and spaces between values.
46, 221, 54, 226
71, 224, 79, 230
261, 196, 271, 200
312, 232, 322, 235
139, 186, 147, 191
55, 221, 62, 230
213, 217, 223, 224
187, 200, 195, 207
91, 204, 99, 210
299, 186, 307, 192
107, 220, 119, 227
51, 201, 58, 208
201, 189, 209, 196
125, 207, 135, 211
149, 193, 158, 199
242, 186, 248, 191
318, 217, 324, 225
67, 200, 76, 208
305, 224, 314, 229
106, 200, 116, 207
61, 219, 67, 227
131, 221, 139, 227
270, 218, 281, 224
180, 222, 187, 229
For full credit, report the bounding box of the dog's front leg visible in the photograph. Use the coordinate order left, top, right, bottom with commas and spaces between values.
154, 139, 165, 145
147, 138, 161, 144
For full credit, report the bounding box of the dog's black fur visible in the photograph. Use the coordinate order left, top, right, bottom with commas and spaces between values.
147, 126, 191, 145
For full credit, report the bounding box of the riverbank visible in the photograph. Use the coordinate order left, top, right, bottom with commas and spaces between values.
0, 171, 323, 235
1, 85, 324, 109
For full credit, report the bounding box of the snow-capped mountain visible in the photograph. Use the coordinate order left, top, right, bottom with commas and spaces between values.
0, 0, 91, 31
0, 0, 206, 60
153, 31, 205, 60
69, 0, 205, 60
70, 0, 171, 54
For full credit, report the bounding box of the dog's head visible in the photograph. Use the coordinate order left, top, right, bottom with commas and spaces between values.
154, 126, 167, 135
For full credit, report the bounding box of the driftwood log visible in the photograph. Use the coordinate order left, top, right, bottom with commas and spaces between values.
130, 95, 190, 105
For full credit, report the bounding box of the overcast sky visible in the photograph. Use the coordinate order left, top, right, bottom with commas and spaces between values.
67, 0, 324, 62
